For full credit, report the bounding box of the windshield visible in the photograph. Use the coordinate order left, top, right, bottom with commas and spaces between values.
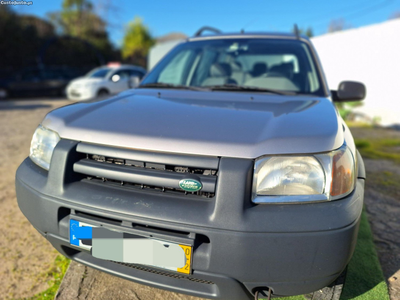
141, 38, 325, 96
86, 67, 111, 78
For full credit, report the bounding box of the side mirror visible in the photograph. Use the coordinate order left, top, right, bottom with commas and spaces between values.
129, 76, 140, 88
331, 81, 366, 102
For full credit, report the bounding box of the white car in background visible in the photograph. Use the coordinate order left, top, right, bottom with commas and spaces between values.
66, 64, 146, 101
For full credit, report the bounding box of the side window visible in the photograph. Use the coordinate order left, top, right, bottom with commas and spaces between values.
113, 69, 131, 80
190, 49, 218, 86
129, 70, 145, 79
158, 50, 194, 85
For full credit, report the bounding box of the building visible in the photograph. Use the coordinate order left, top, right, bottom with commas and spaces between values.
311, 18, 400, 126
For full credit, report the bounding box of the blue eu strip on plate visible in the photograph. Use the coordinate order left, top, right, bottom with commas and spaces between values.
70, 219, 92, 246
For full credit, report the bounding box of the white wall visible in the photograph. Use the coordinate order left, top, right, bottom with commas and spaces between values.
311, 19, 400, 126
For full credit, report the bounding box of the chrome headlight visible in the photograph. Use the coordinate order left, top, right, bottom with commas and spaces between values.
29, 125, 60, 170
253, 145, 355, 204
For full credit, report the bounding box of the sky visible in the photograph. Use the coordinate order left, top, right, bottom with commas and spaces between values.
14, 0, 400, 46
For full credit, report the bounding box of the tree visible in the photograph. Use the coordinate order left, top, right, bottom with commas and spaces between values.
292, 26, 314, 38
389, 11, 400, 19
122, 17, 155, 67
0, 6, 52, 69
48, 0, 113, 56
328, 19, 352, 33
20, 15, 55, 38
305, 27, 314, 38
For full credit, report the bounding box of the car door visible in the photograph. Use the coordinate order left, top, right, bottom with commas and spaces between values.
10, 69, 44, 94
109, 69, 131, 93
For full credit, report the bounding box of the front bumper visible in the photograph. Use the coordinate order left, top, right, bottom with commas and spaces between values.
66, 86, 96, 101
15, 140, 365, 299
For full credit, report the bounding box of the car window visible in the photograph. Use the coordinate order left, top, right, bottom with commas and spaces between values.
112, 69, 131, 80
142, 38, 324, 96
129, 70, 145, 79
86, 68, 111, 78
157, 50, 195, 85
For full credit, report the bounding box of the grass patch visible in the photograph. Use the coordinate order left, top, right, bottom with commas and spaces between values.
26, 255, 70, 300
345, 121, 373, 129
355, 138, 400, 163
340, 210, 389, 300
268, 211, 389, 300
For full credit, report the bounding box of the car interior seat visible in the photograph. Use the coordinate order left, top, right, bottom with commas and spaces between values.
251, 62, 268, 77
269, 62, 294, 79
201, 63, 237, 86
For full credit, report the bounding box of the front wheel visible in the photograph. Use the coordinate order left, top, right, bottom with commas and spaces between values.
97, 89, 109, 97
304, 267, 347, 300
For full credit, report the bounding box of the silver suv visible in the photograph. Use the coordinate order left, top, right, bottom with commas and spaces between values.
16, 27, 366, 299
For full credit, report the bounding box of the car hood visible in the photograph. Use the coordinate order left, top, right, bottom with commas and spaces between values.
42, 89, 343, 158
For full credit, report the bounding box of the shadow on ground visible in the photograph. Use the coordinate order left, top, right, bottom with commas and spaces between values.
0, 104, 52, 110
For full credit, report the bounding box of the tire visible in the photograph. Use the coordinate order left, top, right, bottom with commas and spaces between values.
97, 89, 109, 97
304, 267, 347, 300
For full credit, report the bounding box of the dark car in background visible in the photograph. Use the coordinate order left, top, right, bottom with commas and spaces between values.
0, 66, 83, 99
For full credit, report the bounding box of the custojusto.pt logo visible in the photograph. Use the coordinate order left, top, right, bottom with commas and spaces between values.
1, 1, 33, 5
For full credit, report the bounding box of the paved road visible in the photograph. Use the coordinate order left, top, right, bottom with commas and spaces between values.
0, 97, 72, 299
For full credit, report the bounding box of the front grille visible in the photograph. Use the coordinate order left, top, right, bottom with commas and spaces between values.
112, 261, 215, 285
73, 143, 220, 198
89, 154, 217, 176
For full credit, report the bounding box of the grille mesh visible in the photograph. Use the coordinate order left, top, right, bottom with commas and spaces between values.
77, 154, 217, 198
89, 154, 217, 176
112, 261, 215, 285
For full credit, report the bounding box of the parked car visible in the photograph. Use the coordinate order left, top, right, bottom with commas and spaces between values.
66, 64, 146, 101
0, 67, 73, 99
16, 28, 366, 300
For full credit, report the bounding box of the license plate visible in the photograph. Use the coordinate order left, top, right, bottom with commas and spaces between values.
69, 219, 192, 274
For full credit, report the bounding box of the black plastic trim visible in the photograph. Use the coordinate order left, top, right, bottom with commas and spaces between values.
77, 142, 219, 169
356, 150, 366, 179
74, 159, 216, 193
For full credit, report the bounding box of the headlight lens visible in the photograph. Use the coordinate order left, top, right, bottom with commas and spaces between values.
29, 125, 60, 170
256, 156, 325, 196
253, 145, 355, 204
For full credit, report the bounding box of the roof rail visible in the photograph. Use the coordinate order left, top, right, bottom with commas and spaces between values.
194, 26, 222, 37
293, 24, 300, 39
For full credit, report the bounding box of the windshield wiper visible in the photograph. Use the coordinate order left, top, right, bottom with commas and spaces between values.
207, 84, 295, 95
140, 82, 296, 95
138, 82, 205, 91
